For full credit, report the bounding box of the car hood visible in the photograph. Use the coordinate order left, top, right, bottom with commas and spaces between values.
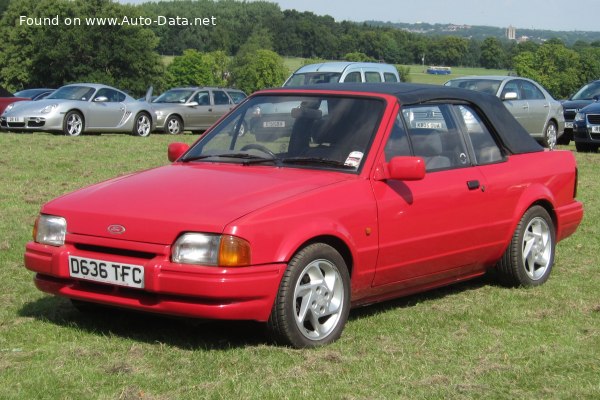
3, 98, 70, 114
561, 99, 596, 112
42, 163, 352, 245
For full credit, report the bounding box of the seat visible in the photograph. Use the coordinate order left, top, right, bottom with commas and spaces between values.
411, 130, 451, 170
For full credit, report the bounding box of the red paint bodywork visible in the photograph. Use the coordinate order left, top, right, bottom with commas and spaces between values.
0, 96, 28, 115
24, 87, 584, 322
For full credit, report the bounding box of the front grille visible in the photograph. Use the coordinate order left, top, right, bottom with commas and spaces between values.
586, 114, 600, 124
74, 243, 156, 260
564, 110, 577, 120
7, 122, 26, 128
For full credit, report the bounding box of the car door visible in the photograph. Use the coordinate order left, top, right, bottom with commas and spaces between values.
210, 89, 235, 125
372, 104, 497, 287
185, 89, 212, 129
519, 80, 550, 136
499, 79, 530, 130
88, 88, 127, 129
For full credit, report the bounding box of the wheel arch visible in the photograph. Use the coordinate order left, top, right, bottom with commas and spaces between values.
284, 234, 354, 278
509, 187, 558, 242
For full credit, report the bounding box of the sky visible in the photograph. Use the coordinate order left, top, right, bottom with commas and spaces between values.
121, 0, 599, 32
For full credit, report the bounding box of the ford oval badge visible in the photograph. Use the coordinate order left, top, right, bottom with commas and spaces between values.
107, 224, 126, 235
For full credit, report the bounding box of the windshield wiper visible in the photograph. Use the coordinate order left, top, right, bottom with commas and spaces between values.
181, 153, 276, 164
281, 157, 355, 169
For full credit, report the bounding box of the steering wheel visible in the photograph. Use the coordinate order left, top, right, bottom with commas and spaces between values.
240, 144, 276, 158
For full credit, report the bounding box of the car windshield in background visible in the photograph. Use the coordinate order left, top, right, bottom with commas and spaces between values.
571, 81, 600, 100
284, 72, 342, 86
47, 86, 95, 101
182, 94, 384, 172
444, 79, 501, 95
153, 89, 195, 103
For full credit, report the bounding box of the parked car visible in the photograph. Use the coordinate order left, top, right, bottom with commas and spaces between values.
283, 62, 400, 86
444, 76, 565, 149
151, 87, 247, 135
0, 86, 29, 116
571, 101, 600, 152
560, 80, 600, 144
14, 88, 55, 101
24, 83, 583, 348
0, 83, 154, 136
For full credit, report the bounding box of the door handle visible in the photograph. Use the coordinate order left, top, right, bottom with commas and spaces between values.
467, 180, 480, 190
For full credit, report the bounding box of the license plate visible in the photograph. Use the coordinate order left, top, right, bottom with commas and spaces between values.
565, 122, 573, 129
415, 121, 442, 129
69, 255, 144, 288
592, 126, 600, 133
7, 116, 24, 123
263, 120, 285, 128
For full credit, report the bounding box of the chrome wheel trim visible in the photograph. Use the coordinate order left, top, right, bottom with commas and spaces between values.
167, 118, 181, 134
67, 114, 83, 136
546, 123, 557, 149
137, 114, 151, 136
522, 216, 552, 280
293, 259, 344, 341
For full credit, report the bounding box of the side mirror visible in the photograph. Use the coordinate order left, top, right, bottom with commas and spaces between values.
93, 96, 109, 102
502, 91, 518, 101
168, 142, 190, 162
186, 101, 199, 107
375, 156, 426, 181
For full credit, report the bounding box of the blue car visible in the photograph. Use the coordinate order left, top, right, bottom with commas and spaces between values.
572, 101, 600, 152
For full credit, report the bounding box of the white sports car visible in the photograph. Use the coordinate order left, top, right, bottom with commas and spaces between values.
0, 83, 154, 137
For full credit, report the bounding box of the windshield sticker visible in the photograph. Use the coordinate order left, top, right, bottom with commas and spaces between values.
344, 151, 364, 168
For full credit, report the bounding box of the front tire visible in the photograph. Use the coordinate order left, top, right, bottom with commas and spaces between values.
495, 206, 555, 287
267, 243, 350, 348
132, 112, 152, 137
63, 111, 84, 136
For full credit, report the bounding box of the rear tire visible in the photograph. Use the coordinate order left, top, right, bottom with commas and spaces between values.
495, 206, 555, 287
132, 112, 152, 137
541, 121, 557, 149
267, 243, 350, 348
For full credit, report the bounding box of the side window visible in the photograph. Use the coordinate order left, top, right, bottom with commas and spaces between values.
455, 105, 504, 165
384, 114, 411, 161
519, 80, 545, 100
343, 71, 361, 83
401, 105, 470, 171
195, 91, 210, 105
365, 71, 382, 83
384, 72, 399, 83
213, 90, 230, 105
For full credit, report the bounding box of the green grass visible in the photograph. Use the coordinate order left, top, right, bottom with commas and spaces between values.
1, 132, 599, 399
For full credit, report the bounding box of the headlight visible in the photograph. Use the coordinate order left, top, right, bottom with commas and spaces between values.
40, 104, 58, 114
574, 112, 585, 122
172, 233, 251, 267
33, 215, 66, 246
4, 103, 15, 113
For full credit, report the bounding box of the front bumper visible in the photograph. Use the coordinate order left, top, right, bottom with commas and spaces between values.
573, 123, 600, 144
25, 238, 285, 321
0, 114, 63, 131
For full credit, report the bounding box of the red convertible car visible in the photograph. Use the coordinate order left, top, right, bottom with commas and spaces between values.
24, 83, 583, 348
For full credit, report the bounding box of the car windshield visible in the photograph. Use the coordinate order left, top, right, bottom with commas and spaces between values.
284, 72, 342, 86
181, 94, 384, 172
571, 81, 600, 100
154, 89, 195, 103
47, 86, 96, 101
444, 79, 501, 95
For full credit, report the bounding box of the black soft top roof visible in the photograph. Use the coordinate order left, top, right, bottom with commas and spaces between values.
267, 82, 543, 155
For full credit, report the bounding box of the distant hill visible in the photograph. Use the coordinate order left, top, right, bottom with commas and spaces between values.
366, 21, 600, 44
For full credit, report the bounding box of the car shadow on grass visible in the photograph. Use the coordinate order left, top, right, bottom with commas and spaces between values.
18, 274, 495, 349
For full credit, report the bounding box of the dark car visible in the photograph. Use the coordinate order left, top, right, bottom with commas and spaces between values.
560, 80, 600, 144
572, 101, 600, 152
14, 88, 55, 101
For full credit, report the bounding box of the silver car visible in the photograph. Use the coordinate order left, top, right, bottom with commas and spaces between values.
445, 76, 565, 148
151, 87, 246, 135
0, 83, 154, 137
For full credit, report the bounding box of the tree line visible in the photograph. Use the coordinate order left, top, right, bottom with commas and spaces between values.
1, 0, 599, 98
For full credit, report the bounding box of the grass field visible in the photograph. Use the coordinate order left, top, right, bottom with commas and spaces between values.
1, 133, 599, 399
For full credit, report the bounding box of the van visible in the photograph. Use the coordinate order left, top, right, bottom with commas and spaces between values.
283, 62, 400, 86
